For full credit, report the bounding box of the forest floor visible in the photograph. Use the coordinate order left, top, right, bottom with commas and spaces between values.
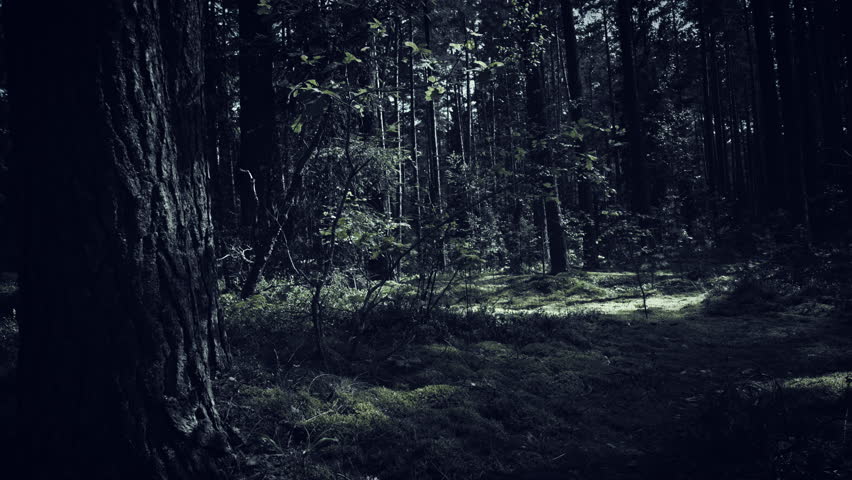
217, 266, 852, 480
1, 266, 852, 479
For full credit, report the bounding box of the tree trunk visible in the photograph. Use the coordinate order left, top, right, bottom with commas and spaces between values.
616, 0, 649, 213
560, 0, 597, 268
752, 0, 785, 214
524, 13, 569, 274
204, 0, 236, 230
408, 17, 422, 241
5, 0, 231, 478
423, 2, 446, 268
771, 0, 809, 232
238, 0, 275, 228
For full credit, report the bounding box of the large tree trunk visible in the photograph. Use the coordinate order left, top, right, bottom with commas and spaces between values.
5, 0, 231, 478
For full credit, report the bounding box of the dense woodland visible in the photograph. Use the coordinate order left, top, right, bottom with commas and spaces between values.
1, 0, 852, 479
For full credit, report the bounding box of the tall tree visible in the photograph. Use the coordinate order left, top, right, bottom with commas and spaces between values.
238, 0, 275, 228
770, 0, 809, 231
5, 0, 231, 478
560, 0, 597, 267
751, 0, 784, 214
526, 0, 569, 274
616, 0, 649, 213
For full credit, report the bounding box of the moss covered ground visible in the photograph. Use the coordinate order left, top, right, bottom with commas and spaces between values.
216, 268, 852, 479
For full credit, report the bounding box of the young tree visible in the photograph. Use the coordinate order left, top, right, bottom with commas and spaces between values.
5, 0, 230, 478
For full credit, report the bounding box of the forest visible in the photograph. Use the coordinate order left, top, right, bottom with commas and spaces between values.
0, 0, 851, 478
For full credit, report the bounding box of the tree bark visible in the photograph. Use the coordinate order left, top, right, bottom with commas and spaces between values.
5, 0, 230, 478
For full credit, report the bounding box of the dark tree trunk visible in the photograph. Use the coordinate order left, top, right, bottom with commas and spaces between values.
752, 0, 785, 214
204, 0, 236, 230
616, 0, 649, 213
698, 5, 718, 193
560, 0, 597, 268
771, 0, 809, 231
5, 0, 231, 478
525, 39, 569, 274
423, 1, 446, 268
238, 0, 275, 228
408, 17, 422, 241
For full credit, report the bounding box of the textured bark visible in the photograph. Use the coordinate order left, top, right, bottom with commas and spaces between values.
5, 0, 230, 478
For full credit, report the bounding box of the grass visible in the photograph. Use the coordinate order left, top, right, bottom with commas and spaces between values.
1, 267, 849, 479
217, 267, 852, 479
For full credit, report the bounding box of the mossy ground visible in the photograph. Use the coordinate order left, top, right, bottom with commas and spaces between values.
218, 268, 852, 479
0, 268, 849, 478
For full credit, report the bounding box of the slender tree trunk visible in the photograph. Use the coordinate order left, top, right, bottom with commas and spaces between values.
5, 0, 231, 478
391, 18, 405, 247
408, 18, 422, 241
752, 0, 785, 214
771, 0, 809, 232
238, 0, 275, 228
616, 0, 649, 213
204, 0, 235, 229
560, 0, 597, 267
524, 1, 569, 274
698, 4, 718, 193
423, 1, 446, 267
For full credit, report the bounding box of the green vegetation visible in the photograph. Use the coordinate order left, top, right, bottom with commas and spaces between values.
216, 265, 852, 479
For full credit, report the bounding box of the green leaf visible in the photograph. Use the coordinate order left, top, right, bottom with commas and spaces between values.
256, 0, 272, 15
290, 115, 303, 134
343, 51, 362, 64
404, 41, 420, 53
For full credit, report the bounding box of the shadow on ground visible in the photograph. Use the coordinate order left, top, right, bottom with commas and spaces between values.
217, 269, 852, 479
